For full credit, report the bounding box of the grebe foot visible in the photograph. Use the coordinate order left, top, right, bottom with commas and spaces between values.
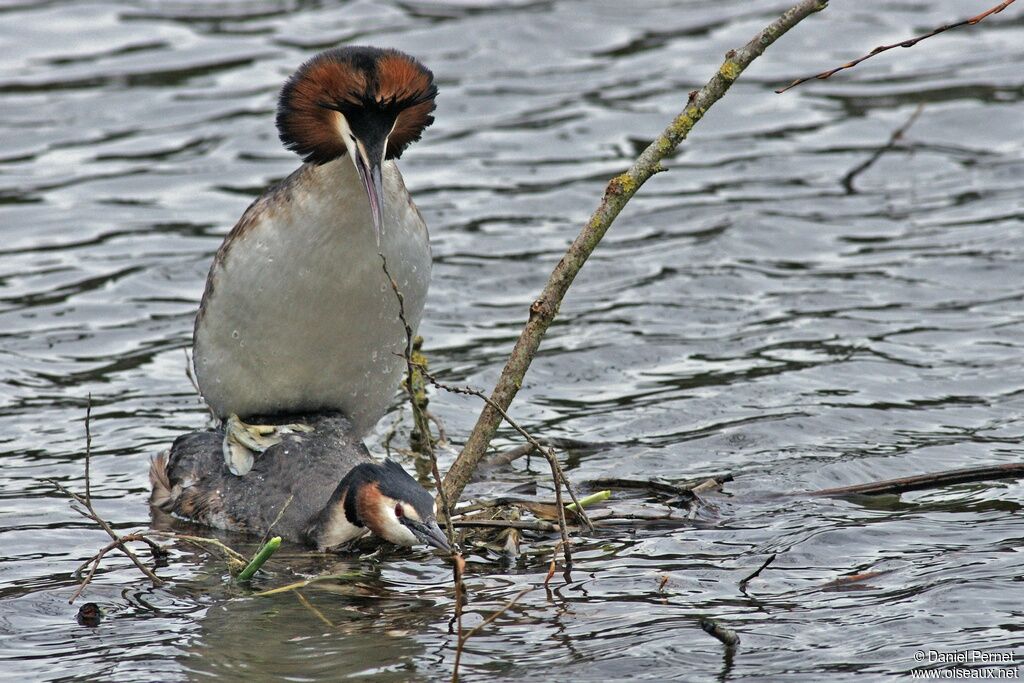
222, 414, 313, 475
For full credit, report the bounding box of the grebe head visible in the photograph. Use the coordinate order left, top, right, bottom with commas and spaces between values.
312, 459, 450, 552
276, 46, 437, 244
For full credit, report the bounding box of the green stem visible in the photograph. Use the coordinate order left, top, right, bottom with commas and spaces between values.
565, 490, 611, 512
236, 536, 281, 582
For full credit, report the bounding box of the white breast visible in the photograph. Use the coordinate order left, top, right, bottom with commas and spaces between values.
193, 158, 431, 436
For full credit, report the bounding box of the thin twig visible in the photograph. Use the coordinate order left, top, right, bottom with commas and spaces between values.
414, 366, 593, 533
260, 493, 294, 547
381, 405, 405, 458
296, 590, 335, 628
380, 254, 456, 548
425, 409, 448, 445
776, 0, 1016, 93
451, 553, 467, 683
48, 407, 166, 601
49, 483, 164, 589
452, 519, 566, 532
453, 585, 532, 683
544, 541, 564, 586
842, 104, 923, 192
739, 553, 777, 594
84, 395, 92, 506
444, 0, 830, 504
147, 530, 246, 564
545, 452, 572, 568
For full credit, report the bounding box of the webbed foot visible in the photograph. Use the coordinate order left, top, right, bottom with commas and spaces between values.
222, 414, 314, 475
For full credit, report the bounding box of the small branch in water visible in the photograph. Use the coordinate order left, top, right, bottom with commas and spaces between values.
841, 104, 924, 192
453, 518, 565, 533
776, 0, 1016, 93
808, 463, 1024, 497
295, 590, 335, 628
147, 530, 246, 566
700, 617, 741, 647
451, 553, 467, 682
739, 553, 777, 595
452, 571, 531, 683
71, 533, 141, 603
253, 571, 366, 597
83, 395, 92, 506
544, 541, 564, 586
47, 402, 166, 602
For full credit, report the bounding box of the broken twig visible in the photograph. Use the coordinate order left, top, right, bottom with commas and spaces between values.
739, 553, 777, 594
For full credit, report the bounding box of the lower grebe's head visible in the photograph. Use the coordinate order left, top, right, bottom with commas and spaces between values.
309, 459, 450, 552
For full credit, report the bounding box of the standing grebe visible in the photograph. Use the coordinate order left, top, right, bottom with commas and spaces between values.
196, 46, 435, 448
150, 47, 445, 551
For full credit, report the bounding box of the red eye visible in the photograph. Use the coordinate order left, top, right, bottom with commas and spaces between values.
394, 503, 403, 518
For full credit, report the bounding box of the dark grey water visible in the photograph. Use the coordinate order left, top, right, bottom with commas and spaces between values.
1, 0, 1022, 680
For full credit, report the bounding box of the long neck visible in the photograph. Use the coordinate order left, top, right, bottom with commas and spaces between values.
305, 479, 365, 551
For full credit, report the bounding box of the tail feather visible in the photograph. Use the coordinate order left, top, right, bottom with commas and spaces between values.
148, 450, 177, 511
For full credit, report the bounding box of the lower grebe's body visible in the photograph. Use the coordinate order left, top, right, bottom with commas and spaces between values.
151, 413, 448, 551
151, 47, 446, 551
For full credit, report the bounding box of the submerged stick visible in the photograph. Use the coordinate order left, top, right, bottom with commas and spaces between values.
739, 553, 777, 594
841, 104, 923, 192
443, 0, 830, 504
700, 617, 741, 647
253, 571, 364, 597
236, 536, 281, 583
809, 463, 1024, 497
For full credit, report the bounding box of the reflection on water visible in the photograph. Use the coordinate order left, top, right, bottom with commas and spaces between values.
1, 1, 1022, 680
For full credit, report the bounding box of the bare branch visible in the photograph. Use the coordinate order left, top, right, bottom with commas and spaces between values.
443, 0, 830, 504
776, 0, 1016, 93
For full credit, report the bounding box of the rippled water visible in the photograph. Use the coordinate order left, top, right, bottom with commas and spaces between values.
1, 1, 1022, 680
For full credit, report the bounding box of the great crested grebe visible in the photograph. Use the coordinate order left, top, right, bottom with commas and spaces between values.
150, 46, 445, 551
151, 413, 448, 551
